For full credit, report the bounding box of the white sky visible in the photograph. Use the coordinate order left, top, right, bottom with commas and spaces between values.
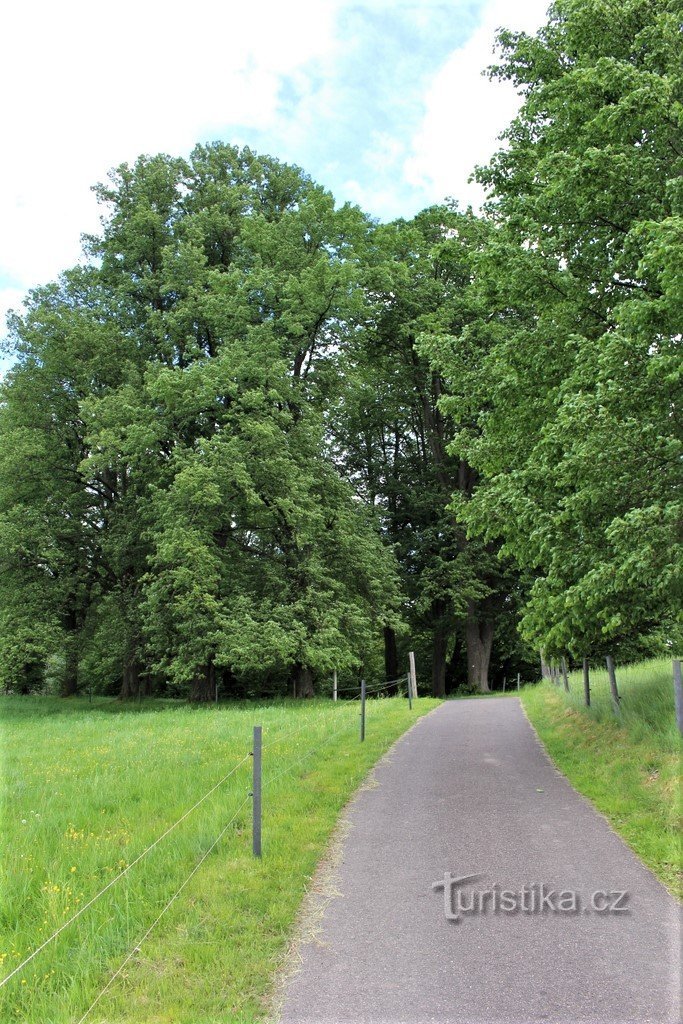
0, 0, 549, 366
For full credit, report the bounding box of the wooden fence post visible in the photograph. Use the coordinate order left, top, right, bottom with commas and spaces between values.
582, 657, 591, 707
333, 668, 337, 702
561, 658, 569, 692
408, 651, 417, 700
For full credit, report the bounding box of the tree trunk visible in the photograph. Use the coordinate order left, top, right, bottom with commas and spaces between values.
62, 637, 79, 697
540, 650, 552, 681
432, 623, 447, 698
119, 630, 143, 700
605, 655, 620, 714
20, 660, 45, 694
120, 657, 139, 700
466, 604, 493, 693
561, 657, 570, 692
292, 663, 315, 698
447, 634, 465, 690
191, 662, 216, 702
383, 626, 398, 682
139, 672, 153, 698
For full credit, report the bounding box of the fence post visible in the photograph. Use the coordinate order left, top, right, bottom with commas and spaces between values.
360, 679, 366, 742
333, 668, 337, 702
561, 658, 570, 692
516, 672, 520, 692
673, 660, 683, 736
408, 651, 417, 701
252, 725, 262, 858
605, 655, 620, 714
407, 673, 412, 710
582, 658, 591, 707
502, 675, 507, 693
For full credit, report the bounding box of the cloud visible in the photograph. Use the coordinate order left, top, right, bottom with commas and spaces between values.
404, 0, 550, 210
0, 0, 343, 293
260, 1, 482, 220
0, 0, 552, 351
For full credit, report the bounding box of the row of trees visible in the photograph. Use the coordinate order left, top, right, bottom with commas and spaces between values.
1, 0, 679, 699
422, 0, 682, 667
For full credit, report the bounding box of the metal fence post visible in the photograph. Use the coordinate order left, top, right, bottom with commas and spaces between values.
252, 725, 262, 858
673, 660, 683, 736
360, 680, 366, 742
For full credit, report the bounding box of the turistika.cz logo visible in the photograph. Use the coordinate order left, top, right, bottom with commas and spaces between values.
432, 873, 629, 923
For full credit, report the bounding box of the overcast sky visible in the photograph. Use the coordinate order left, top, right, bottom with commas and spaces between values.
0, 0, 549, 372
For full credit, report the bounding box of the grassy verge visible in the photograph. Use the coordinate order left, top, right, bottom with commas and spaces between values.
520, 658, 681, 899
0, 694, 439, 1023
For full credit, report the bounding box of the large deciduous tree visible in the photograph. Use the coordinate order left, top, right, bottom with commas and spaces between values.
334, 208, 528, 694
424, 0, 682, 661
0, 144, 401, 698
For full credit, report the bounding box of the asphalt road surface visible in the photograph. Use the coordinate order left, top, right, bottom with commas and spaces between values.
277, 697, 681, 1024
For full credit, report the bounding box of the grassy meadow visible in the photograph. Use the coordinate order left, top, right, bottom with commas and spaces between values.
0, 693, 439, 1023
520, 658, 681, 898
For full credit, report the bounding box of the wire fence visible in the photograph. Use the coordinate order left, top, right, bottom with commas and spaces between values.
1, 673, 419, 1019
334, 674, 407, 696
74, 793, 252, 1024
0, 752, 251, 991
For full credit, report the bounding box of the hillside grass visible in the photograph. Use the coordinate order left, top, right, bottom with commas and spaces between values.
520, 658, 681, 898
0, 693, 439, 1023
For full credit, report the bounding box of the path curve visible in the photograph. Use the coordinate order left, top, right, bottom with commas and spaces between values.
277, 697, 680, 1024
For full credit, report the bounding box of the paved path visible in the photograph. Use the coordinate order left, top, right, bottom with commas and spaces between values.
278, 698, 680, 1024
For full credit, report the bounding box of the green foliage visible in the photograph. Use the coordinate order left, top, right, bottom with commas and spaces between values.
0, 145, 400, 697
1, 2, 680, 695
423, 0, 682, 659
333, 207, 533, 693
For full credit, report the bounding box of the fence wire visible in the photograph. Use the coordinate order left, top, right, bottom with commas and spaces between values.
75, 794, 251, 1024
0, 752, 251, 990
4, 677, 416, 1008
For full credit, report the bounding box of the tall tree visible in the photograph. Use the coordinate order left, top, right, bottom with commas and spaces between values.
335, 208, 525, 693
1, 144, 402, 698
424, 0, 682, 660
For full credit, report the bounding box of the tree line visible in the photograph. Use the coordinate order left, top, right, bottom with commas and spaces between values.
1, 0, 680, 700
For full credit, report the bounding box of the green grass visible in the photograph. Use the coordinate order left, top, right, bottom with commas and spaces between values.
520, 658, 681, 898
0, 693, 440, 1023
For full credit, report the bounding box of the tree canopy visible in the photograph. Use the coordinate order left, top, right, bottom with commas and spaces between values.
423, 0, 682, 663
1, 0, 679, 700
